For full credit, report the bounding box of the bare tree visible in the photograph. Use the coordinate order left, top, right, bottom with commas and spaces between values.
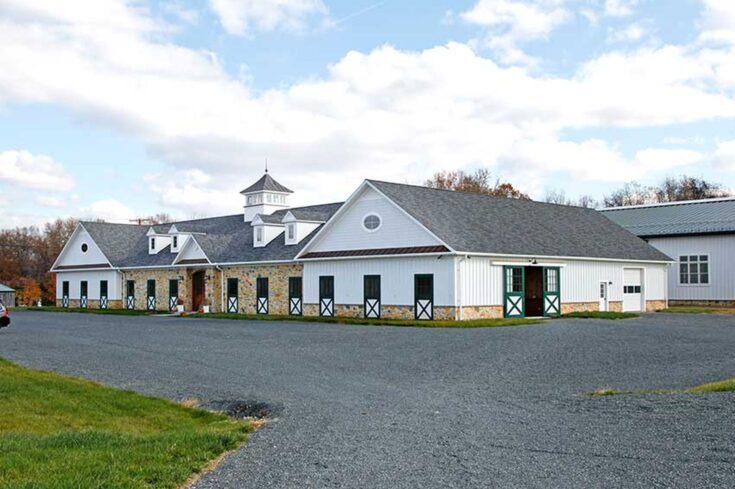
603, 176, 731, 208
543, 189, 598, 208
426, 169, 530, 200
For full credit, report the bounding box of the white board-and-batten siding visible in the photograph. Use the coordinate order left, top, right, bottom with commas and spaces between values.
457, 256, 667, 306
55, 227, 110, 268
307, 187, 440, 253
55, 270, 123, 300
647, 234, 735, 301
303, 256, 455, 306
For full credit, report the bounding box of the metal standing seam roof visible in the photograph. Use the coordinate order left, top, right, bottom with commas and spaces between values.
0, 283, 14, 292
75, 202, 343, 269
601, 198, 735, 237
367, 180, 672, 262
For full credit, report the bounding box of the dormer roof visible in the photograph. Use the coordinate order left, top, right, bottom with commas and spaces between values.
240, 173, 293, 195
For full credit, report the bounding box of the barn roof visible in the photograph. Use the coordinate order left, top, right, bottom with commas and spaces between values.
368, 180, 671, 262
0, 283, 14, 292
240, 173, 293, 194
77, 202, 342, 269
601, 198, 735, 238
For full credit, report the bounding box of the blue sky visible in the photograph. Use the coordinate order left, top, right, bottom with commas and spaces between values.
1, 0, 735, 227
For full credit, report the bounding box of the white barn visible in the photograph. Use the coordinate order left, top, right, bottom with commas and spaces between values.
51, 174, 671, 319
602, 198, 735, 306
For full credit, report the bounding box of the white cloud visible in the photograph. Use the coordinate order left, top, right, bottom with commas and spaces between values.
34, 196, 66, 208
0, 150, 74, 191
604, 0, 639, 18
208, 0, 328, 35
79, 199, 136, 222
607, 21, 652, 44
713, 139, 735, 169
698, 0, 735, 45
461, 0, 571, 65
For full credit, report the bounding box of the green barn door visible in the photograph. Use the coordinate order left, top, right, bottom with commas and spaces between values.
503, 266, 525, 318
543, 267, 561, 317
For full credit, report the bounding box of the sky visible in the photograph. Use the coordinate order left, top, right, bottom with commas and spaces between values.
2, 0, 735, 228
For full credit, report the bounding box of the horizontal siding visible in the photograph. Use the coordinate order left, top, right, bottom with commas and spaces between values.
56, 271, 123, 300
309, 187, 440, 252
648, 235, 735, 300
56, 227, 110, 267
303, 257, 455, 306
459, 256, 667, 306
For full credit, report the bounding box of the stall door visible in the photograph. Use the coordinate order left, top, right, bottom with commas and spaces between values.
623, 269, 643, 312
169, 279, 179, 311
126, 280, 135, 309
146, 279, 156, 311
319, 276, 334, 317
80, 281, 88, 309
227, 278, 239, 313
288, 277, 302, 316
503, 266, 524, 318
62, 281, 70, 308
414, 274, 434, 320
192, 272, 205, 311
364, 275, 381, 319
100, 280, 109, 309
256, 277, 269, 314
542, 267, 561, 317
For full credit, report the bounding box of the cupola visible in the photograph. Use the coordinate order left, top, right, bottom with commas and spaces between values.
241, 172, 293, 222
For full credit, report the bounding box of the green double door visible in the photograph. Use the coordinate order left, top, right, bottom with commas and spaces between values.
503, 266, 561, 318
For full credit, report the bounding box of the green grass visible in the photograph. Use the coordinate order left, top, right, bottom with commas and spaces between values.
687, 377, 735, 393
589, 377, 735, 397
22, 306, 164, 316
0, 357, 251, 488
657, 306, 735, 315
183, 312, 542, 328
563, 311, 639, 320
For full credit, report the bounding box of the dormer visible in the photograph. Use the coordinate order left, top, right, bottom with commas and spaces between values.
251, 214, 285, 248
282, 211, 325, 245
167, 225, 190, 254
241, 172, 293, 222
146, 227, 171, 255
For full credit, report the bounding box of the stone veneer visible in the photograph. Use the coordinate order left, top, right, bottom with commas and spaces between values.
459, 306, 504, 320
560, 302, 600, 314
55, 299, 124, 310
669, 300, 735, 307
645, 300, 667, 312
304, 303, 457, 320
222, 263, 303, 315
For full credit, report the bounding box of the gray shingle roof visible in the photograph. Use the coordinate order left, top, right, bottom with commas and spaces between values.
0, 283, 14, 292
601, 198, 735, 237
77, 202, 343, 269
240, 173, 293, 194
368, 180, 671, 262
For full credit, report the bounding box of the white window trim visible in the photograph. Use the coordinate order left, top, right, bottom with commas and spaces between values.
256, 227, 263, 243
361, 212, 382, 233
287, 224, 295, 241
678, 253, 711, 287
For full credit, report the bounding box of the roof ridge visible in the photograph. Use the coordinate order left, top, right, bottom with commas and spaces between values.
601, 196, 735, 211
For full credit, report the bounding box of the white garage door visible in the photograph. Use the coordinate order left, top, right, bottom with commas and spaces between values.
623, 268, 643, 312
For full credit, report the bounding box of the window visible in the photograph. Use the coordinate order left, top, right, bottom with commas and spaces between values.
80, 281, 88, 297
544, 268, 558, 293
150, 237, 156, 250
679, 255, 709, 285
256, 227, 263, 243
173, 236, 178, 249
126, 280, 135, 297
362, 213, 382, 232
81, 243, 88, 253
505, 267, 523, 293
247, 195, 254, 206
287, 224, 295, 240
100, 280, 108, 297
624, 285, 642, 294
62, 281, 69, 297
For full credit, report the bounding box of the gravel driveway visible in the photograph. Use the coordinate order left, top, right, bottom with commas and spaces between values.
1, 311, 734, 488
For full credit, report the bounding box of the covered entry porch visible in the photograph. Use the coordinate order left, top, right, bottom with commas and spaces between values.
503, 265, 561, 318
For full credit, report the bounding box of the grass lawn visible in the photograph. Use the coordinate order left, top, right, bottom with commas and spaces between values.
658, 306, 735, 315
590, 377, 735, 397
563, 311, 639, 320
0, 358, 251, 488
183, 312, 542, 328
21, 306, 164, 316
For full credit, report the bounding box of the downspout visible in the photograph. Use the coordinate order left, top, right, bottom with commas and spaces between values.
456, 256, 467, 320
216, 265, 224, 313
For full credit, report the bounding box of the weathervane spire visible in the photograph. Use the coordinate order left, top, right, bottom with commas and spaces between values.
265, 157, 268, 174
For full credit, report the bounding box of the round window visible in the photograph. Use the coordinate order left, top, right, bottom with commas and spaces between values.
81, 243, 89, 253
363, 214, 381, 232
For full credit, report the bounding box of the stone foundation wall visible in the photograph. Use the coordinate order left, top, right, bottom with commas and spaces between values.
561, 302, 600, 314
645, 300, 667, 312
460, 306, 503, 320
222, 263, 303, 315
608, 301, 623, 312
56, 299, 124, 310
305, 303, 458, 320
669, 300, 735, 307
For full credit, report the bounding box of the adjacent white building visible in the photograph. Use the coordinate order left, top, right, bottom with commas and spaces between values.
603, 198, 735, 306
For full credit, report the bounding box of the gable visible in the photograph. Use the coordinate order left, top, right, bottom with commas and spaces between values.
53, 225, 111, 269
174, 237, 209, 264
307, 186, 441, 253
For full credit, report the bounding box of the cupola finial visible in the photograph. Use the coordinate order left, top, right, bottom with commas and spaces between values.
265, 157, 268, 174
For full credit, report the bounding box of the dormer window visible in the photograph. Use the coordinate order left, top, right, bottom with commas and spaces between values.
288, 224, 295, 240
173, 236, 178, 249
150, 237, 156, 250
256, 227, 263, 243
